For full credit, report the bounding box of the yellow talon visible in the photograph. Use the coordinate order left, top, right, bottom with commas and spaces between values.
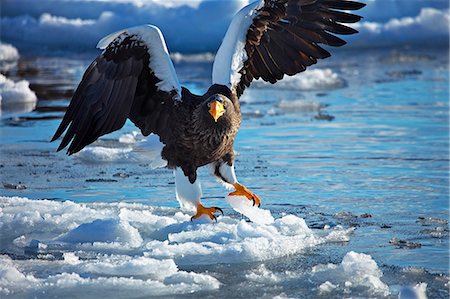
191, 203, 224, 222
229, 183, 261, 207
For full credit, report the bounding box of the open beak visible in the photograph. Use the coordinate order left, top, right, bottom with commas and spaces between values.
208, 101, 225, 122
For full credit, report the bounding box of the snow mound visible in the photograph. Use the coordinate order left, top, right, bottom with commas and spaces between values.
77, 133, 167, 167
277, 99, 324, 112
170, 52, 215, 63
311, 251, 390, 297
58, 219, 143, 247
399, 283, 428, 299
253, 69, 345, 91
0, 254, 220, 298
0, 43, 19, 62
75, 146, 134, 163
0, 74, 37, 114
0, 196, 353, 296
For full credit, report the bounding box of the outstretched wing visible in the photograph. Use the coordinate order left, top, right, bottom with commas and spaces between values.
212, 0, 365, 97
52, 25, 181, 155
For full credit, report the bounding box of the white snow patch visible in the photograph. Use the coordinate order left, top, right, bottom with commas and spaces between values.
0, 74, 37, 113
226, 195, 274, 225
0, 43, 19, 61
134, 134, 167, 168
311, 251, 390, 297
253, 68, 345, 91
170, 52, 215, 63
97, 25, 181, 99
77, 132, 166, 167
0, 255, 220, 298
319, 281, 338, 293
58, 218, 143, 247
118, 131, 141, 144
399, 283, 428, 299
245, 264, 296, 284
277, 99, 323, 113
76, 146, 134, 163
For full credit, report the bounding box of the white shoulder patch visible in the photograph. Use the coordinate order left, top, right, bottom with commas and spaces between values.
212, 0, 264, 89
97, 25, 181, 101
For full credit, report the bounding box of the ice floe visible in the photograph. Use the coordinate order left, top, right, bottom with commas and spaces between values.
0, 74, 37, 114
0, 195, 354, 296
253, 69, 346, 91
311, 251, 390, 297
0, 43, 19, 62
76, 132, 167, 168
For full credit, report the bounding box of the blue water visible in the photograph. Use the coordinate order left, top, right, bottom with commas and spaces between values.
1, 48, 448, 281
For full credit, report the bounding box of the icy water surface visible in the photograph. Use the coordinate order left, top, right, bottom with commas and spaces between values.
1, 48, 449, 298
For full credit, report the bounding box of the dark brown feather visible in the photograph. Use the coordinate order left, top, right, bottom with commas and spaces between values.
234, 0, 365, 97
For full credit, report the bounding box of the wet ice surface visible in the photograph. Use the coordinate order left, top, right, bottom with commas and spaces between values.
0, 48, 449, 298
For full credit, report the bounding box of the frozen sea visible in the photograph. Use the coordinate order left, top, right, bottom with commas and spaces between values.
0, 47, 449, 298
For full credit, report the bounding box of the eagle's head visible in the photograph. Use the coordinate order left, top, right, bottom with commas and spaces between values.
203, 94, 237, 125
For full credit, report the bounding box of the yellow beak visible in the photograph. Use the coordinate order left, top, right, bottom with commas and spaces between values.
208, 101, 225, 122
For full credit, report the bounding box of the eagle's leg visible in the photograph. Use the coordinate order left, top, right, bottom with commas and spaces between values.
174, 167, 223, 221
213, 158, 261, 207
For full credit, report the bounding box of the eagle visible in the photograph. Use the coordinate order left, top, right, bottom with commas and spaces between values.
52, 0, 365, 221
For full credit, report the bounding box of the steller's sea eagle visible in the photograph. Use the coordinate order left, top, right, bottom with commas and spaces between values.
52, 0, 365, 221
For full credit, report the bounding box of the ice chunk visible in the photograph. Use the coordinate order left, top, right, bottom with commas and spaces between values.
253, 69, 346, 91
75, 146, 133, 163
134, 134, 167, 168
311, 251, 390, 297
319, 281, 338, 293
0, 74, 37, 114
225, 195, 274, 225
0, 43, 19, 61
399, 283, 428, 299
58, 218, 143, 247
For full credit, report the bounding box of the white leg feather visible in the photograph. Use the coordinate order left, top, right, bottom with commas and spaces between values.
209, 161, 238, 190
174, 168, 201, 212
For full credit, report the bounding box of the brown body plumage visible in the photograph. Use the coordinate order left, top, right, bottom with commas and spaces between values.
160, 86, 241, 183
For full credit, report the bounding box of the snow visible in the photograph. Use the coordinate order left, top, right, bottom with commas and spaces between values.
311, 251, 390, 297
0, 74, 37, 114
170, 52, 215, 63
399, 283, 428, 299
277, 99, 323, 113
0, 195, 354, 297
212, 0, 263, 89
1, 0, 447, 55
0, 43, 19, 61
75, 132, 166, 168
97, 25, 181, 100
253, 68, 346, 91
76, 147, 134, 163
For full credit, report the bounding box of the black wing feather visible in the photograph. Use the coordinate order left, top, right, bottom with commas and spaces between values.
52, 31, 179, 155
235, 0, 365, 97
